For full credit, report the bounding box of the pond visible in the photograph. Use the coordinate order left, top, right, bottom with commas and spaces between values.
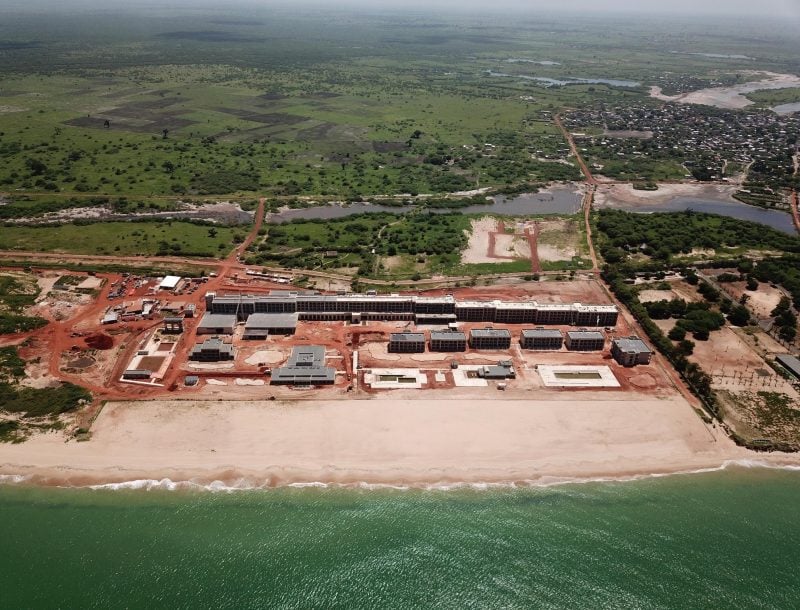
772, 102, 800, 115
266, 187, 583, 223
486, 70, 641, 88
614, 197, 797, 235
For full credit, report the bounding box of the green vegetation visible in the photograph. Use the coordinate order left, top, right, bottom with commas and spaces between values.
0, 220, 244, 257
248, 212, 470, 278
597, 209, 800, 264
746, 88, 800, 107
0, 382, 91, 419
0, 345, 91, 443
0, 273, 47, 335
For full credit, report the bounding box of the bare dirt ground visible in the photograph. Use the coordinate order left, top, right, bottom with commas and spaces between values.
724, 281, 785, 320
461, 217, 498, 264
649, 72, 800, 110
535, 219, 581, 262
461, 217, 533, 265
690, 327, 796, 396
594, 183, 740, 208
638, 289, 676, 303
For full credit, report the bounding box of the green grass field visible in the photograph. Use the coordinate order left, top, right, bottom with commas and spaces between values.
0, 221, 244, 257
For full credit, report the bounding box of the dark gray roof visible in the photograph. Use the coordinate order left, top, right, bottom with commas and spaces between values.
245, 312, 298, 328
522, 329, 563, 339
430, 331, 467, 342
287, 345, 326, 367
197, 313, 237, 328
271, 367, 336, 384
390, 333, 425, 342
470, 328, 512, 339
776, 354, 800, 378
567, 330, 605, 340
613, 336, 651, 353
191, 337, 234, 354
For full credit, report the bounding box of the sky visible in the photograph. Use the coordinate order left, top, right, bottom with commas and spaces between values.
2, 0, 799, 19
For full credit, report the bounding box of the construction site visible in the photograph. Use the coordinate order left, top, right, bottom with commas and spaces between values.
1, 265, 676, 410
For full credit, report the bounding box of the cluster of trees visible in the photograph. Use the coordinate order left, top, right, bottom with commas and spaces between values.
598, 209, 800, 263
603, 268, 716, 411
0, 381, 91, 418
643, 298, 726, 341
771, 297, 798, 343
753, 256, 800, 310
192, 169, 260, 194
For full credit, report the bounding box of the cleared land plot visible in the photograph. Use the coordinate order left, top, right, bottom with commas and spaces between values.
535, 219, 588, 268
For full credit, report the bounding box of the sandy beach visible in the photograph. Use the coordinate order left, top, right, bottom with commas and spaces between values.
2, 395, 794, 488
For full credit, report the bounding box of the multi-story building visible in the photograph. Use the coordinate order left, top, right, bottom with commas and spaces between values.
430, 331, 467, 352
205, 292, 619, 327
388, 333, 426, 354
189, 337, 235, 362
520, 328, 563, 350
565, 329, 606, 351
271, 346, 336, 385
469, 328, 512, 350
611, 336, 653, 367
242, 313, 298, 339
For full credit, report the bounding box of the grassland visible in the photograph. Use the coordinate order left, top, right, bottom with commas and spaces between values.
248, 212, 470, 279
746, 88, 800, 107
1, 5, 799, 263
0, 221, 244, 257
0, 272, 47, 334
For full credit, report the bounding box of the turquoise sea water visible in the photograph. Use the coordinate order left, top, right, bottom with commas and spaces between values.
1, 467, 799, 609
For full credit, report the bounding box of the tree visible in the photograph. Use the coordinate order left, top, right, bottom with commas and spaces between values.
677, 339, 695, 356
746, 276, 759, 291
778, 325, 797, 342
668, 326, 687, 341
728, 305, 751, 327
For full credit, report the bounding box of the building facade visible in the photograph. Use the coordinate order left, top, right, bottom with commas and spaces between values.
611, 336, 653, 366
469, 328, 512, 350
430, 331, 467, 352
565, 330, 606, 351
388, 333, 426, 354
189, 337, 234, 362
520, 328, 563, 350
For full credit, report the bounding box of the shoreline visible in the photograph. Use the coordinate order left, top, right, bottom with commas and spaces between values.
2, 397, 798, 490
2, 458, 799, 492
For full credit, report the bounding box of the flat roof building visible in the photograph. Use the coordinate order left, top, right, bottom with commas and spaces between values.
430, 331, 467, 352
611, 336, 653, 367
206, 292, 618, 326
565, 329, 605, 352
159, 276, 181, 290
243, 313, 299, 339
122, 369, 151, 380
271, 345, 335, 385
189, 337, 234, 362
521, 328, 563, 351
388, 333, 426, 354
196, 313, 236, 335
469, 328, 512, 350
776, 354, 800, 380
477, 361, 516, 379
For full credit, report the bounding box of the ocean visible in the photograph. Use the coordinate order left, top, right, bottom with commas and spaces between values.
1, 466, 799, 609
